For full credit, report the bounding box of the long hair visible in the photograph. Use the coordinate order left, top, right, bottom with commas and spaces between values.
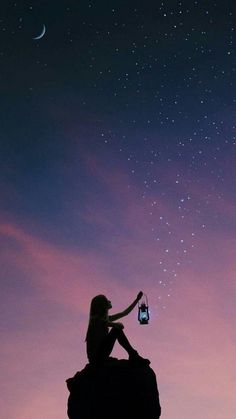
88, 294, 109, 319
85, 295, 109, 341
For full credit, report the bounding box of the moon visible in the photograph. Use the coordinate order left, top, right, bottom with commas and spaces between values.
33, 25, 46, 40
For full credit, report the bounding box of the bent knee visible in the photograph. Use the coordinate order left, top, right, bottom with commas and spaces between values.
111, 327, 124, 335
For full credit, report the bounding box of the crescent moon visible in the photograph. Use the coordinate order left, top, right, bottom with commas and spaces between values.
33, 25, 46, 40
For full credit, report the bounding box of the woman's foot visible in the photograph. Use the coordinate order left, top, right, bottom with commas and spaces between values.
129, 350, 150, 366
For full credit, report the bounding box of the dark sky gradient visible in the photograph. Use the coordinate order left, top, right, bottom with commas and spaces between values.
1, 2, 236, 418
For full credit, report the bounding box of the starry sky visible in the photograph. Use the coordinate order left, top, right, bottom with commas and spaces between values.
1, 1, 236, 418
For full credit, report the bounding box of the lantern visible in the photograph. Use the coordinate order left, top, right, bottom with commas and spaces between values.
138, 294, 149, 324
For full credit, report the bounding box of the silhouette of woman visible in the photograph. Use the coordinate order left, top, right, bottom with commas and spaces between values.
85, 291, 150, 365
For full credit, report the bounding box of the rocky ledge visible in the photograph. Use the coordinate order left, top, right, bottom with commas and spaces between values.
66, 358, 161, 419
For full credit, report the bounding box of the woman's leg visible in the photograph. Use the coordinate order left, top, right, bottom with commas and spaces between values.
115, 329, 137, 355
97, 328, 136, 361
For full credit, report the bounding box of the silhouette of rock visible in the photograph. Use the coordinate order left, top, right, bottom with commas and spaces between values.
66, 358, 161, 419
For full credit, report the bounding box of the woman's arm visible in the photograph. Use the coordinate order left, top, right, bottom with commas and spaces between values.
109, 291, 143, 322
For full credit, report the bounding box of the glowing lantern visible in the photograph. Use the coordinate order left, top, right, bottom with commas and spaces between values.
138, 294, 149, 325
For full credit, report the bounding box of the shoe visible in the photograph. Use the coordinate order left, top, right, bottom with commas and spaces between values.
129, 351, 150, 366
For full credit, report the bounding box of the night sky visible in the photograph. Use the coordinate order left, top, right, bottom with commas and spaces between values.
1, 1, 236, 418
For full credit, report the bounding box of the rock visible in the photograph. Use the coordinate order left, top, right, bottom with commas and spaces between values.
66, 358, 161, 419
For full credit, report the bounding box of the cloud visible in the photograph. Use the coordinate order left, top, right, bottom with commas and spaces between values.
0, 220, 125, 312
1, 158, 236, 419
133, 272, 236, 419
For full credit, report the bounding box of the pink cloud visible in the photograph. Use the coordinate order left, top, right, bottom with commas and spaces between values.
1, 158, 236, 419
0, 221, 121, 312
128, 271, 236, 419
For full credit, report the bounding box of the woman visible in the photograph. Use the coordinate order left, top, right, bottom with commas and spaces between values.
85, 291, 150, 365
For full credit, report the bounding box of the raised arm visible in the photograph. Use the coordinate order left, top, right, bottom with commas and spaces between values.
109, 291, 143, 322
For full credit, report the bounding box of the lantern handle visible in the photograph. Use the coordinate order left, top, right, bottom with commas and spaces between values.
138, 293, 148, 307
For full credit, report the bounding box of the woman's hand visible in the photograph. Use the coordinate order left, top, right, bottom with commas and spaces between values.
137, 291, 143, 301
